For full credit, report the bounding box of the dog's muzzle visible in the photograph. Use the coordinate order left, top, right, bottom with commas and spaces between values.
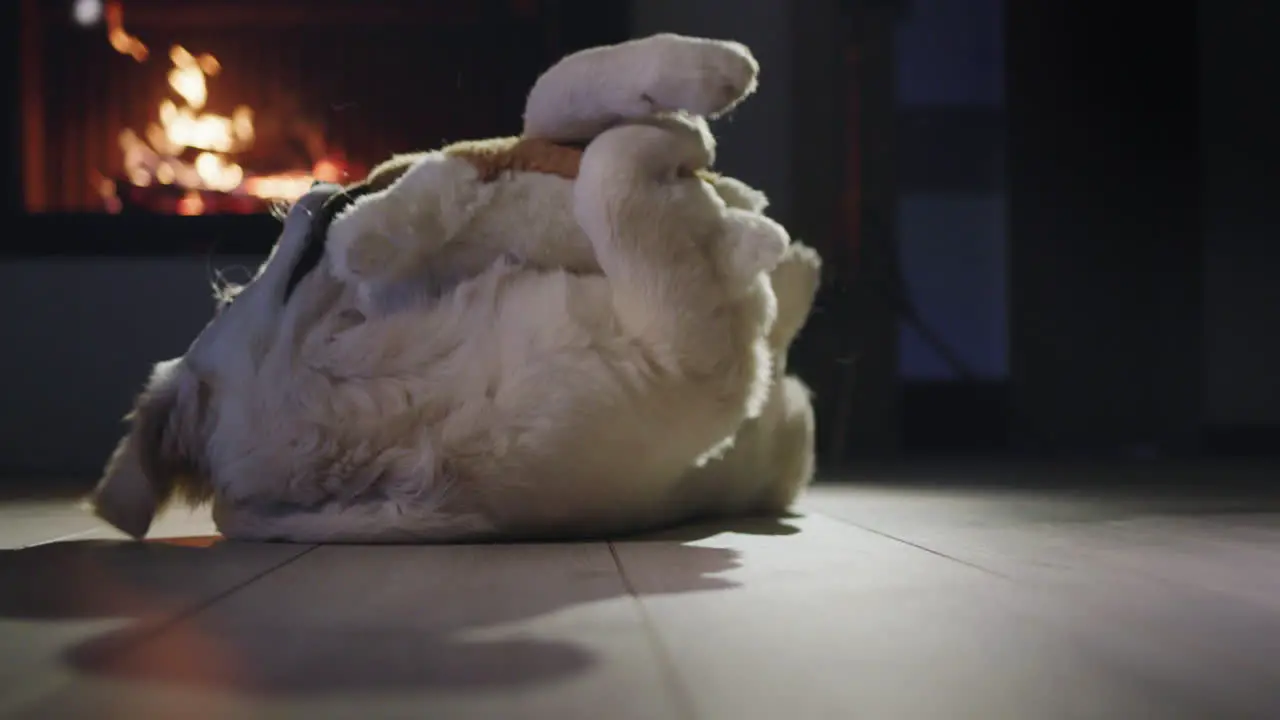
282, 180, 381, 304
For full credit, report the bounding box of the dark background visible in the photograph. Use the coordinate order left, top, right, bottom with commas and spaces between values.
0, 0, 1276, 479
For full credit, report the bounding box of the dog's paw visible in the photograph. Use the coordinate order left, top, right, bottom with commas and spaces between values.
768, 242, 823, 349
771, 242, 823, 304
327, 200, 420, 287
711, 175, 770, 213
328, 213, 391, 286
722, 208, 791, 285
635, 34, 759, 119
524, 33, 759, 141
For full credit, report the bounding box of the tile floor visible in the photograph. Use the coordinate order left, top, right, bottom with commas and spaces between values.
1, 464, 1278, 719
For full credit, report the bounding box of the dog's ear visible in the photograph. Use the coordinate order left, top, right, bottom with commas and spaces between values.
89, 360, 210, 539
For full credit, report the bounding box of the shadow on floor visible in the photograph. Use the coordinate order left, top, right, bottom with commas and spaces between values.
0, 517, 766, 697
625, 513, 802, 542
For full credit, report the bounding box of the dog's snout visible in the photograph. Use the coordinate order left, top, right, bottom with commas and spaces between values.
282, 183, 371, 304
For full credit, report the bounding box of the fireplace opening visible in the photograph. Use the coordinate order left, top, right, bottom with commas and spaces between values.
16, 0, 626, 221
107, 37, 358, 216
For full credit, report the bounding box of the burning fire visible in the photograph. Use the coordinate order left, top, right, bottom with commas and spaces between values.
104, 2, 346, 213
117, 44, 331, 205
105, 0, 147, 62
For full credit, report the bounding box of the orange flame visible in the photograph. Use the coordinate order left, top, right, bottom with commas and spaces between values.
105, 0, 148, 62
107, 5, 339, 213
116, 44, 255, 196
119, 44, 272, 201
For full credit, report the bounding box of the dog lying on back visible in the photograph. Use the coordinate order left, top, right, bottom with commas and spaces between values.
89, 34, 822, 542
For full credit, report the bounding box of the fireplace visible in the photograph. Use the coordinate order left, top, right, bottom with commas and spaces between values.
12, 0, 625, 253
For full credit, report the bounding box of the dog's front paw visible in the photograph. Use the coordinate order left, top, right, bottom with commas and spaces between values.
722, 208, 791, 286
637, 34, 760, 119
768, 242, 823, 348
771, 243, 823, 308
329, 223, 394, 284
327, 202, 417, 288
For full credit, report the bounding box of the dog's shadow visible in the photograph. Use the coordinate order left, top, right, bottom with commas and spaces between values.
0, 515, 799, 699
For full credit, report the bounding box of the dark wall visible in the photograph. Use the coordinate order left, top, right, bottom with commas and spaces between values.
1007, 0, 1280, 452
1006, 1, 1204, 455
3, 0, 19, 213
0, 257, 256, 476
1199, 1, 1280, 429
893, 0, 1006, 381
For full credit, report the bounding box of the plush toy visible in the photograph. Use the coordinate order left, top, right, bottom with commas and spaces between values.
89, 34, 823, 543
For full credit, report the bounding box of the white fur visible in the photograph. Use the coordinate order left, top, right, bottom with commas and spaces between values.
88, 34, 822, 543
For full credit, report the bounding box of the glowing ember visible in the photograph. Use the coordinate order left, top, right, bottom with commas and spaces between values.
105, 2, 348, 214
177, 191, 206, 216
241, 174, 316, 202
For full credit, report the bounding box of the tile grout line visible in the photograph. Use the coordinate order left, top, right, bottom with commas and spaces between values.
18, 527, 100, 549
608, 541, 699, 720
810, 511, 1015, 580
110, 543, 323, 655
1, 543, 321, 716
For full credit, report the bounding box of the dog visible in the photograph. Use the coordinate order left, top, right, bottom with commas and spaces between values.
89, 34, 822, 542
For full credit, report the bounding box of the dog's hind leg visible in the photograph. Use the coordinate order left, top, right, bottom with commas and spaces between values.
727, 244, 822, 512
524, 33, 759, 142
669, 242, 822, 519
573, 116, 787, 373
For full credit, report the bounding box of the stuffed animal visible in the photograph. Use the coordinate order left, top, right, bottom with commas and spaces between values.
89, 34, 823, 543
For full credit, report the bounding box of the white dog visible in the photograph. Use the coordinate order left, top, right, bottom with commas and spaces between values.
89, 34, 821, 542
